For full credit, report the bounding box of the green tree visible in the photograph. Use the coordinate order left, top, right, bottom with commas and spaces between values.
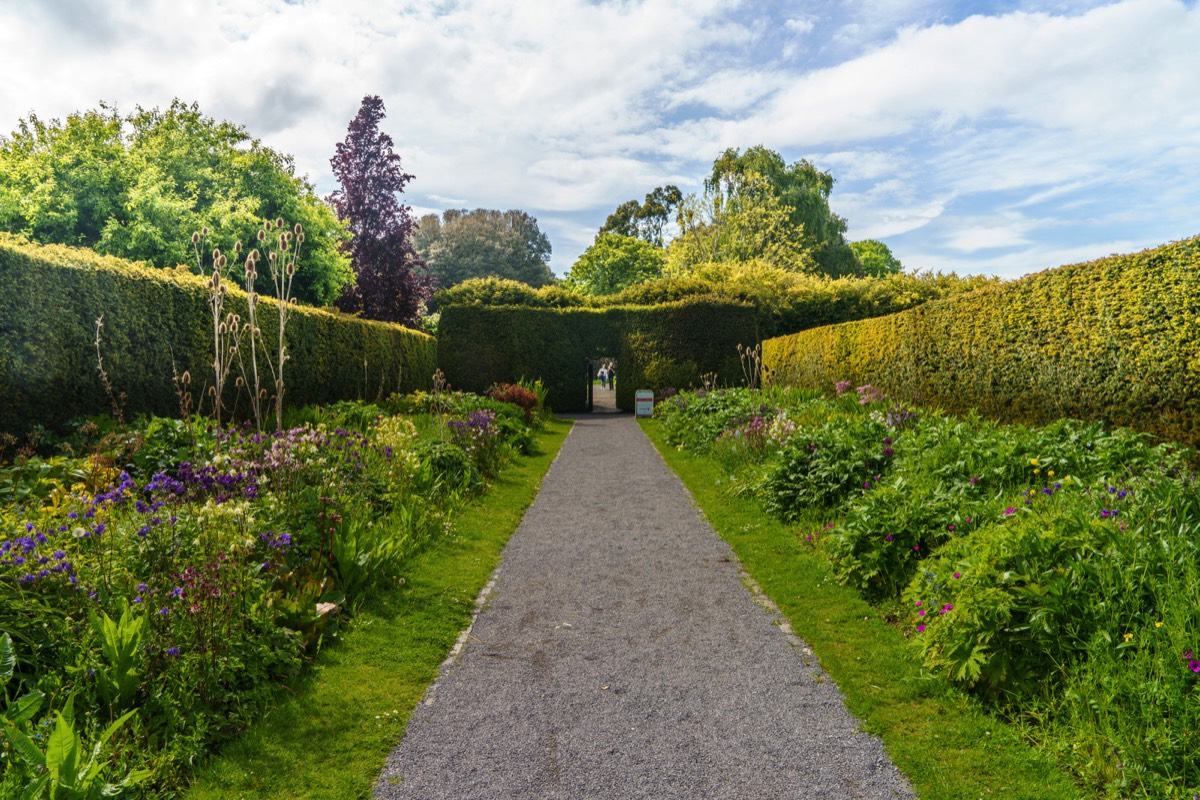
0, 100, 351, 305
849, 239, 903, 277
667, 171, 813, 273
598, 184, 682, 246
416, 208, 553, 290
564, 233, 666, 295
707, 146, 858, 277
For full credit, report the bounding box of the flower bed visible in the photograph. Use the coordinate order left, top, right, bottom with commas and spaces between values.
655, 384, 1200, 798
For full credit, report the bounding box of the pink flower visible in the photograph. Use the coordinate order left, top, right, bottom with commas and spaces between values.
917, 624, 926, 633
953, 572, 961, 579
1003, 507, 1016, 516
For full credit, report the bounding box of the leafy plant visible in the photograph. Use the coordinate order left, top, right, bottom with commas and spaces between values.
3, 695, 150, 799
88, 600, 147, 712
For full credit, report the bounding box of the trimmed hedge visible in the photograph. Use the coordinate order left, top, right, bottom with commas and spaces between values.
0, 235, 436, 435
437, 297, 758, 412
763, 236, 1200, 446
612, 297, 757, 410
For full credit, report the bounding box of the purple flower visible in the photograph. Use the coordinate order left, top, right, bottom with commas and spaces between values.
167, 647, 181, 657
1003, 507, 1016, 516
137, 583, 148, 592
885, 534, 893, 541
953, 572, 961, 579
916, 624, 926, 633
947, 524, 956, 531
1191, 660, 1200, 673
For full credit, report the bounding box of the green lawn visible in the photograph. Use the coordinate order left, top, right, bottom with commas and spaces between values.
183, 418, 572, 800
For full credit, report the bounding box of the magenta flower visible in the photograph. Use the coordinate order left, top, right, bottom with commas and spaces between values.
917, 624, 926, 633
1004, 507, 1016, 516
953, 572, 961, 579
1191, 660, 1200, 673
947, 524, 956, 531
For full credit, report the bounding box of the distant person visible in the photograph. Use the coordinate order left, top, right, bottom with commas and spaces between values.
598, 366, 608, 389
608, 364, 616, 390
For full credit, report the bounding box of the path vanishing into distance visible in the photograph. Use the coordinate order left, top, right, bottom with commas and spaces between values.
374, 411, 913, 799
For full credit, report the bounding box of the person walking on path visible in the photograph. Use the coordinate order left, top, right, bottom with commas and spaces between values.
375, 414, 913, 799
598, 365, 608, 390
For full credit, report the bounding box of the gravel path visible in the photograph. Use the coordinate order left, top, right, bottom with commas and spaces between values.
374, 413, 913, 800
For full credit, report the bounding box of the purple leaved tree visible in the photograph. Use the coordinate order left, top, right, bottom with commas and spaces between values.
329, 95, 433, 326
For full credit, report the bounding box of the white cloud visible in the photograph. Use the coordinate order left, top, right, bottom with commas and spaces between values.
1, 0, 1198, 277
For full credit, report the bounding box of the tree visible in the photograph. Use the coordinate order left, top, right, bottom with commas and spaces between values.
565, 233, 666, 295
598, 185, 682, 246
707, 146, 858, 277
328, 95, 432, 326
416, 208, 553, 291
0, 100, 352, 305
849, 239, 903, 277
667, 171, 813, 273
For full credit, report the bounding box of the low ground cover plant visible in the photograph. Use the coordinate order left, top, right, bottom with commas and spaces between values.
0, 387, 549, 796
656, 383, 1200, 798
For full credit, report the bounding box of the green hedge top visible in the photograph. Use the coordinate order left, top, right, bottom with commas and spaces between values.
763, 235, 1200, 446
0, 235, 436, 435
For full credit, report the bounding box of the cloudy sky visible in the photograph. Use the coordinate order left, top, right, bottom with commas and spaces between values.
2, 0, 1197, 279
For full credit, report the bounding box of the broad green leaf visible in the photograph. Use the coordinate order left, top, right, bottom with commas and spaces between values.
0, 632, 14, 683
5, 690, 44, 725
45, 712, 81, 787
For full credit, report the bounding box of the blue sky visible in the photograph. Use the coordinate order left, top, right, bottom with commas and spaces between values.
2, 0, 1197, 279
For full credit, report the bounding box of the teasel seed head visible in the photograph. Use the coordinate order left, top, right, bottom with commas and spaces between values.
191, 231, 200, 244
236, 376, 244, 388
218, 254, 227, 269
259, 388, 268, 400
202, 226, 209, 236
233, 241, 242, 254
286, 262, 295, 277
181, 370, 191, 384
297, 232, 305, 243
257, 229, 266, 242
275, 217, 284, 229
209, 386, 217, 396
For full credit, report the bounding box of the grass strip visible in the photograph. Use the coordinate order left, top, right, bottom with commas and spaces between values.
641, 418, 1086, 800
183, 417, 572, 800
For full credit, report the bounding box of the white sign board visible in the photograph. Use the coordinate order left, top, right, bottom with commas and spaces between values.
635, 389, 655, 418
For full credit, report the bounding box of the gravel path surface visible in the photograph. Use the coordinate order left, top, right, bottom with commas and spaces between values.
374, 413, 913, 799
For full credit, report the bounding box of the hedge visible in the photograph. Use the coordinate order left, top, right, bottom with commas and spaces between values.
763, 236, 1200, 447
437, 297, 758, 413
0, 235, 437, 435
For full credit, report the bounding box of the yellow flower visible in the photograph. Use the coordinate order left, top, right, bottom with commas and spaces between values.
1048, 470, 1055, 477
1029, 489, 1036, 496
1030, 458, 1038, 466
1124, 632, 1133, 642
1155, 621, 1164, 628
1034, 469, 1041, 475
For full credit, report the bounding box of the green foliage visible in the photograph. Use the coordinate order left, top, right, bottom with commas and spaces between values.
668, 172, 813, 273
415, 209, 553, 290
653, 382, 1200, 796
763, 236, 1200, 448
848, 239, 903, 277
703, 146, 857, 277
433, 276, 586, 309
437, 298, 755, 413
762, 417, 890, 518
0, 236, 437, 437
3, 696, 150, 799
88, 599, 147, 712
564, 233, 665, 295
0, 100, 351, 305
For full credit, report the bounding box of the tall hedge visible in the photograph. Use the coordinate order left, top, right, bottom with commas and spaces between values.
611, 297, 758, 409
437, 297, 758, 412
763, 236, 1200, 446
0, 236, 436, 435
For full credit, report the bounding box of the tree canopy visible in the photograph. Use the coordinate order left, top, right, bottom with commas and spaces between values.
328, 95, 432, 326
564, 232, 666, 295
849, 239, 903, 277
0, 100, 351, 305
415, 208, 554, 291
